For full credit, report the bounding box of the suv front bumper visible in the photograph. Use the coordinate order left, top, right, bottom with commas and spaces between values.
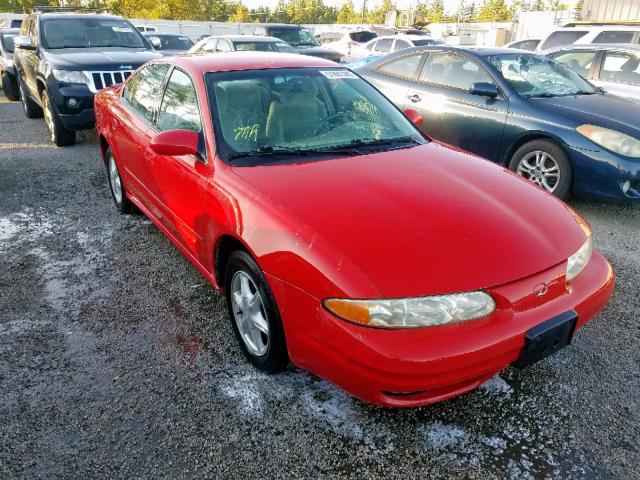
46, 80, 96, 131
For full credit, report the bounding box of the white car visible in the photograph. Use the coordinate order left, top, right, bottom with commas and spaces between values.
351, 34, 444, 61
537, 24, 640, 51
323, 29, 377, 61
189, 35, 296, 55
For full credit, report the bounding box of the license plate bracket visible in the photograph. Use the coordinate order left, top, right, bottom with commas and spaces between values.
512, 310, 578, 369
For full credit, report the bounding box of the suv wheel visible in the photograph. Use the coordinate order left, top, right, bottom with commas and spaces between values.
1, 72, 20, 101
42, 89, 76, 147
18, 77, 43, 118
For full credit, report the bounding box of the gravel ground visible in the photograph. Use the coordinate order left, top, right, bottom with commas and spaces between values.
0, 89, 639, 480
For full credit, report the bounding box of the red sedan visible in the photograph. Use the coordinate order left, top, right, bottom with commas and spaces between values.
94, 53, 614, 407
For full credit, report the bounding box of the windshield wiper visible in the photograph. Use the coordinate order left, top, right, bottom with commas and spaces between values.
318, 136, 419, 153
573, 90, 597, 95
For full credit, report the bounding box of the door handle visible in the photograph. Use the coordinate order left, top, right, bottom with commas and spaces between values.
408, 94, 422, 103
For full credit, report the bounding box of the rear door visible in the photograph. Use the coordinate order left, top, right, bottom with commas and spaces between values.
408, 51, 508, 161
148, 66, 210, 258
366, 52, 425, 107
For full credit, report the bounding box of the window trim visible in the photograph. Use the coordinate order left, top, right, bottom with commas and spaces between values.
416, 51, 500, 95
121, 62, 171, 131
596, 49, 640, 86
375, 52, 426, 81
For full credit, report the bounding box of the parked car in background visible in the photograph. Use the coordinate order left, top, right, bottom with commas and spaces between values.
356, 46, 640, 201
0, 28, 20, 100
0, 15, 25, 29
346, 34, 444, 67
546, 44, 640, 103
537, 24, 640, 51
94, 52, 613, 407
13, 11, 161, 146
505, 38, 541, 51
135, 25, 157, 33
241, 23, 342, 62
189, 35, 297, 55
323, 29, 377, 61
144, 33, 193, 56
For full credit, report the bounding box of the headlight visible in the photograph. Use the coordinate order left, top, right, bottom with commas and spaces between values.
566, 235, 593, 283
52, 69, 89, 85
323, 291, 495, 328
577, 124, 640, 158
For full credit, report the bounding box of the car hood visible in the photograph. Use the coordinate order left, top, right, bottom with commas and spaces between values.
530, 93, 640, 139
43, 48, 162, 70
231, 143, 587, 298
295, 45, 341, 60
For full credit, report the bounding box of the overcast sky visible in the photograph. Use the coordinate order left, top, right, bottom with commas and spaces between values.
241, 0, 465, 14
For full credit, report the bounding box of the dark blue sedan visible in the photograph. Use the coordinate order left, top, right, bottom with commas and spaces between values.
356, 46, 640, 201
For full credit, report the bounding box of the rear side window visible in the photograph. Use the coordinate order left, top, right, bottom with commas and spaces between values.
216, 39, 232, 52
158, 69, 202, 132
378, 54, 423, 79
375, 38, 393, 53
540, 31, 588, 50
349, 31, 376, 43
599, 51, 640, 85
393, 39, 410, 52
593, 31, 637, 44
419, 52, 493, 90
200, 38, 217, 53
551, 50, 597, 78
123, 63, 170, 122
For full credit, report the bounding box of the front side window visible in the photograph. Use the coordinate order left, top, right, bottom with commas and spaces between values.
41, 18, 147, 49
551, 50, 597, 78
268, 28, 318, 47
234, 41, 276, 52
123, 63, 170, 122
158, 69, 201, 132
274, 42, 296, 53
393, 40, 410, 52
419, 53, 493, 90
593, 31, 636, 44
488, 53, 598, 98
600, 51, 640, 85
540, 31, 587, 50
378, 54, 423, 79
156, 35, 193, 51
206, 68, 424, 164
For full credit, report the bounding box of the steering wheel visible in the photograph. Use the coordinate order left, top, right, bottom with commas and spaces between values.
312, 111, 355, 136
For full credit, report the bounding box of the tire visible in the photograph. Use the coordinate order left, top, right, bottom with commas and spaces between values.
42, 89, 75, 147
508, 139, 572, 200
1, 72, 20, 101
225, 250, 289, 373
18, 77, 43, 119
106, 148, 133, 214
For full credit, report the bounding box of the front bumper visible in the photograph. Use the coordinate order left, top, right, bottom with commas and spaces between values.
266, 250, 614, 407
569, 145, 640, 201
46, 79, 96, 131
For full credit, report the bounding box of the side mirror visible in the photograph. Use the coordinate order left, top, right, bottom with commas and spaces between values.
403, 108, 424, 127
150, 129, 200, 156
14, 35, 35, 50
148, 36, 161, 49
469, 82, 499, 99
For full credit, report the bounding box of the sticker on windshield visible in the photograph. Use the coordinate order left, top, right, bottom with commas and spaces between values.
320, 70, 358, 80
112, 27, 133, 33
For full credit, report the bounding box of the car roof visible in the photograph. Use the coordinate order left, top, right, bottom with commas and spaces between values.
375, 34, 433, 41
36, 13, 126, 21
170, 51, 336, 73
209, 35, 284, 43
546, 43, 640, 52
143, 33, 187, 38
549, 25, 640, 31
396, 45, 531, 56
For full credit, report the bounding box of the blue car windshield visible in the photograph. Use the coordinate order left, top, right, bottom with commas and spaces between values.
487, 53, 598, 98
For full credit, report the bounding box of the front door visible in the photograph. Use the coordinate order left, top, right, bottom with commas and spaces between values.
407, 51, 508, 162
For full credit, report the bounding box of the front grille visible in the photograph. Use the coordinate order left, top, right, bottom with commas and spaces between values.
85, 70, 133, 92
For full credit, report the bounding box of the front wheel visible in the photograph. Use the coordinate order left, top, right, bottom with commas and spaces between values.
18, 77, 42, 119
42, 89, 75, 147
225, 250, 289, 373
106, 148, 133, 214
508, 139, 572, 200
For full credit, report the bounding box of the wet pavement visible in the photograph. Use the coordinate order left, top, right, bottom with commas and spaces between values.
1, 90, 639, 479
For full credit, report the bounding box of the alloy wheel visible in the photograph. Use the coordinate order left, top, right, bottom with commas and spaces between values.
516, 150, 561, 193
108, 154, 123, 204
230, 271, 270, 356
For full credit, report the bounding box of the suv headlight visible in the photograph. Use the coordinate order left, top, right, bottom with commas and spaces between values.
52, 69, 89, 85
577, 124, 640, 158
566, 235, 593, 283
323, 291, 495, 328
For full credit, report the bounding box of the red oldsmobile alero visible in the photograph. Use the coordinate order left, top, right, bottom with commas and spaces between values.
94, 53, 614, 407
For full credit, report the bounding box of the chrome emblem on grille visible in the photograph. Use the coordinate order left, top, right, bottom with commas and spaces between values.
119, 65, 133, 70
533, 283, 549, 297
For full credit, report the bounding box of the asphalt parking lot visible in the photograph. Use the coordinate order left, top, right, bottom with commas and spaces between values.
0, 88, 639, 479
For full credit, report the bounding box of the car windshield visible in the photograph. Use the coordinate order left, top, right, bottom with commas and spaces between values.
206, 67, 425, 165
268, 28, 319, 47
41, 18, 148, 49
488, 53, 598, 98
154, 35, 193, 50
1, 32, 17, 53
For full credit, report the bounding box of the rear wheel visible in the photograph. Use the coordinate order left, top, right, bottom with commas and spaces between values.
18, 77, 42, 119
42, 89, 76, 147
1, 72, 20, 101
106, 148, 133, 214
509, 139, 572, 200
225, 250, 289, 373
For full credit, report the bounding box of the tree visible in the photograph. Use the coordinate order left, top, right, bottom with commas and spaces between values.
365, 0, 394, 24
475, 0, 511, 21
573, 0, 584, 19
228, 2, 249, 22
416, 0, 445, 24
457, 0, 476, 22
337, 0, 359, 23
